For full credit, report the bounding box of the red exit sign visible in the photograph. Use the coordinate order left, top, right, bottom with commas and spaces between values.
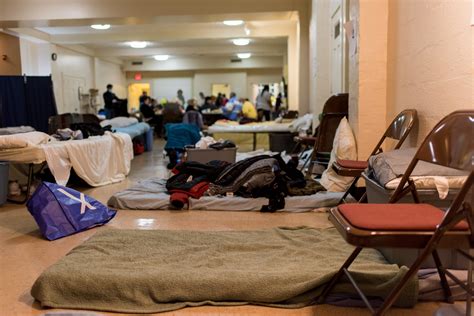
134, 73, 142, 80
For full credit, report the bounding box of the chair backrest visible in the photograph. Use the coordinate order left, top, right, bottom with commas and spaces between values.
391, 111, 474, 243
48, 113, 83, 134
314, 93, 349, 154
384, 109, 418, 143
390, 110, 473, 203
368, 109, 418, 157
81, 114, 100, 125
183, 111, 202, 129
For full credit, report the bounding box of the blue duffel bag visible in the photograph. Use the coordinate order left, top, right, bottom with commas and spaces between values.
26, 182, 117, 240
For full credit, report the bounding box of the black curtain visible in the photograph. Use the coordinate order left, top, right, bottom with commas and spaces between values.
0, 76, 28, 128
25, 76, 58, 133
0, 75, 57, 132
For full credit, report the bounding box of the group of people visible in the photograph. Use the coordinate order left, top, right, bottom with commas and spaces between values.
102, 84, 283, 136
198, 86, 281, 123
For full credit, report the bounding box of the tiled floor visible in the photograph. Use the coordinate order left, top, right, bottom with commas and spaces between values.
0, 140, 462, 315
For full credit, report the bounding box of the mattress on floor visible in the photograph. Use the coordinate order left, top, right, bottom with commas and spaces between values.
107, 178, 344, 212
31, 227, 417, 314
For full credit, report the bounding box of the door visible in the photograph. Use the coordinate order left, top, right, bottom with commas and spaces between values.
62, 74, 86, 113
128, 83, 150, 111
330, 1, 344, 95
211, 84, 231, 97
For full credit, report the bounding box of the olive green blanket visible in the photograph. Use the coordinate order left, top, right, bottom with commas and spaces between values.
32, 227, 418, 313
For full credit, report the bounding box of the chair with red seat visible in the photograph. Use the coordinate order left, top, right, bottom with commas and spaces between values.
319, 110, 474, 315
336, 109, 417, 203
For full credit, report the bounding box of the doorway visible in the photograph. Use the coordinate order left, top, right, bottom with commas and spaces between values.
128, 83, 150, 111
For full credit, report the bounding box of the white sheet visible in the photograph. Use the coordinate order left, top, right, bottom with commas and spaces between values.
42, 132, 133, 187
208, 122, 293, 133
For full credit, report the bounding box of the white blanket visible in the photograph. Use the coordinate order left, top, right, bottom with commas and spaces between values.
42, 132, 133, 186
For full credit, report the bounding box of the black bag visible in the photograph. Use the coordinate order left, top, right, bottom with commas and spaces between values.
70, 122, 112, 138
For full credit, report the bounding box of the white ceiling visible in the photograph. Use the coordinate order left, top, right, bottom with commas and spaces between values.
2, 2, 298, 64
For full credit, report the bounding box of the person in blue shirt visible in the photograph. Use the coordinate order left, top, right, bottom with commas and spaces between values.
223, 92, 243, 121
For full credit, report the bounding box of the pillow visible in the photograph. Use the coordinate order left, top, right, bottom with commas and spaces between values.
0, 132, 52, 149
100, 117, 138, 128
319, 117, 357, 192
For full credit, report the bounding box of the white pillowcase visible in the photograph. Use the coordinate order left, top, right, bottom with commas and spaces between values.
319, 117, 358, 192
0, 132, 52, 149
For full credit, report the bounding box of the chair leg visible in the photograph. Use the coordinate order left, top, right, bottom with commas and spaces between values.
467, 257, 472, 316
318, 247, 363, 303
432, 250, 454, 303
376, 245, 436, 315
339, 177, 358, 204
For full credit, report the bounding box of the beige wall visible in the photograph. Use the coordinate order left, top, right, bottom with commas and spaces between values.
0, 32, 21, 75
310, 0, 332, 128
386, 0, 474, 147
126, 68, 283, 102
348, 0, 389, 159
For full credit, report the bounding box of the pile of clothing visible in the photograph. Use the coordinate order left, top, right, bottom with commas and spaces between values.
52, 124, 112, 141
166, 155, 326, 212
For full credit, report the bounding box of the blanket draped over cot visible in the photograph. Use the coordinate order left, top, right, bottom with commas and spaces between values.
43, 132, 133, 186
107, 178, 344, 212
31, 227, 417, 313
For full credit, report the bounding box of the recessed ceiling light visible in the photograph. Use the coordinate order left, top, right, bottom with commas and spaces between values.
232, 38, 250, 46
223, 20, 244, 26
129, 41, 148, 48
154, 55, 169, 61
90, 24, 110, 30
237, 53, 251, 59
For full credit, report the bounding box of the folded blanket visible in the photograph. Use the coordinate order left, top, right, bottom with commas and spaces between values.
0, 131, 52, 149
368, 148, 467, 187
31, 227, 417, 313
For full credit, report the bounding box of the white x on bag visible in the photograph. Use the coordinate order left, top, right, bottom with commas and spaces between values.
57, 188, 97, 214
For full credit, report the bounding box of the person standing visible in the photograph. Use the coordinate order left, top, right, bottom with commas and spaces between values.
103, 84, 121, 118
177, 89, 185, 106
256, 85, 272, 121
139, 91, 148, 105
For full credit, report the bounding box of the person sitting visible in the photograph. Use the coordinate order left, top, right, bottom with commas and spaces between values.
200, 96, 218, 112
140, 97, 163, 137
241, 98, 257, 120
223, 99, 242, 121
183, 99, 205, 130
163, 100, 184, 126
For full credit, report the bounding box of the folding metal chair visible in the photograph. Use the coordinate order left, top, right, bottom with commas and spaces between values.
293, 93, 348, 176
336, 109, 417, 203
319, 110, 474, 315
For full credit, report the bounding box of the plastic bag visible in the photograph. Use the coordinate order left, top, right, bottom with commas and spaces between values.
26, 182, 117, 240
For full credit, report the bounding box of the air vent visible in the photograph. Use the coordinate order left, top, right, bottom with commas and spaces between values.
131, 61, 143, 65
230, 58, 242, 63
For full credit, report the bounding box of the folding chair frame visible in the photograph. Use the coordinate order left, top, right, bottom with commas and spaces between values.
319, 110, 474, 315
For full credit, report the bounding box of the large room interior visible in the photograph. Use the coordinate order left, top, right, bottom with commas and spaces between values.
0, 0, 473, 315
